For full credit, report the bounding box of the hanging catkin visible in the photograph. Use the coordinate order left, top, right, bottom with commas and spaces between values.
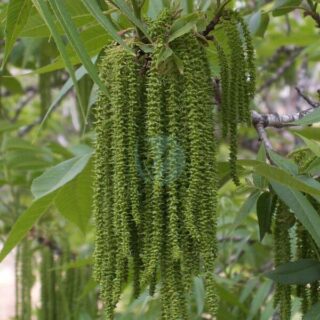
215, 11, 256, 184
290, 149, 320, 315
273, 201, 292, 320
39, 246, 57, 320
93, 9, 218, 320
15, 240, 33, 320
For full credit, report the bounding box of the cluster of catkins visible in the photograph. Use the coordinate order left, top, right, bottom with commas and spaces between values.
93, 9, 255, 320
214, 10, 256, 184
273, 149, 320, 320
15, 238, 97, 320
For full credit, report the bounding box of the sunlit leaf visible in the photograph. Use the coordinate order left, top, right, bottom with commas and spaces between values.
81, 0, 133, 53
55, 160, 93, 233
112, 0, 151, 41
293, 108, 320, 125
49, 0, 108, 95
0, 193, 55, 262
32, 0, 88, 122
31, 152, 92, 199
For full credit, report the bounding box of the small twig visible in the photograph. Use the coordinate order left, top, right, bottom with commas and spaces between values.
304, 8, 320, 28
18, 118, 42, 137
251, 106, 317, 129
255, 122, 273, 151
252, 92, 320, 155
202, 14, 221, 37
202, 0, 231, 37
258, 47, 303, 92
295, 87, 320, 108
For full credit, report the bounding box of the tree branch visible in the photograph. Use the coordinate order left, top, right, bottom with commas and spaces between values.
295, 87, 320, 108
251, 94, 319, 153
251, 106, 316, 129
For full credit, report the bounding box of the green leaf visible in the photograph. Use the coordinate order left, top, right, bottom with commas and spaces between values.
306, 157, 320, 176
32, 0, 88, 122
168, 12, 200, 42
0, 121, 23, 133
272, 0, 302, 16
268, 149, 298, 174
0, 193, 55, 262
291, 127, 320, 141
293, 108, 320, 125
294, 132, 320, 157
112, 0, 151, 41
182, 0, 194, 13
256, 192, 275, 241
36, 60, 96, 135
49, 0, 108, 96
2, 0, 32, 68
253, 144, 267, 189
247, 281, 273, 320
239, 160, 320, 198
305, 302, 320, 320
55, 161, 93, 233
31, 153, 92, 199
199, 0, 211, 11
3, 137, 54, 171
156, 46, 173, 66
266, 259, 320, 284
271, 182, 320, 247
0, 152, 93, 261
21, 8, 96, 38
81, 0, 133, 53
232, 190, 261, 230
0, 69, 23, 93
248, 11, 270, 38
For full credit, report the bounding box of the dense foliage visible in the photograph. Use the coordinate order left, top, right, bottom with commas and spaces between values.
1, 0, 320, 319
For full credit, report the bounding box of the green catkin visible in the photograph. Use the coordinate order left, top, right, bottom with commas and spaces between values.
15, 247, 21, 319
274, 202, 292, 320
166, 70, 182, 260
215, 12, 255, 183
213, 39, 230, 137
291, 149, 320, 314
296, 222, 310, 314
296, 219, 320, 314
111, 50, 131, 258
234, 12, 256, 123
15, 239, 33, 320
143, 45, 166, 283
40, 247, 56, 320
224, 16, 242, 185
143, 10, 172, 286
18, 240, 33, 320
94, 10, 218, 319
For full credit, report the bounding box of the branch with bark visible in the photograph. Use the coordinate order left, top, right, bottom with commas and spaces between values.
252, 87, 320, 151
